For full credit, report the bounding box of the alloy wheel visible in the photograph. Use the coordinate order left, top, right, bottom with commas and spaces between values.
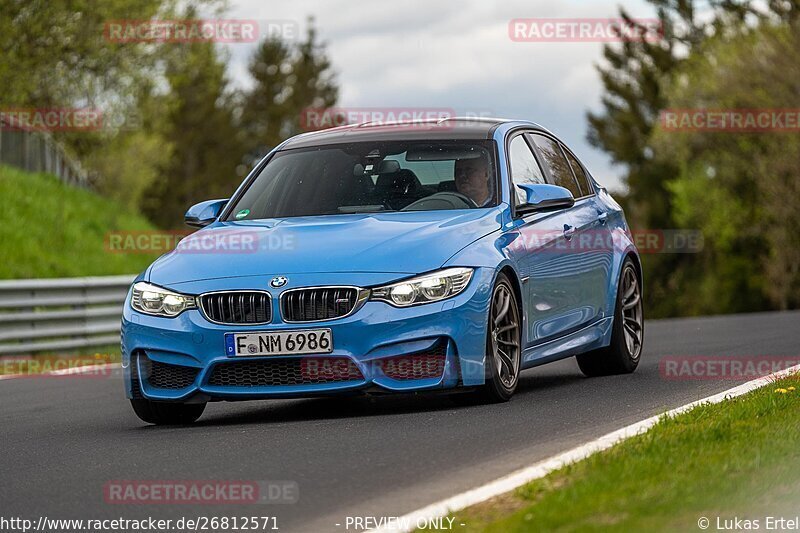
490, 283, 521, 389
620, 265, 643, 360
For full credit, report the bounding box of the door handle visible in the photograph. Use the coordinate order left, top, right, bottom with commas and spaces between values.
563, 224, 575, 240
597, 212, 608, 225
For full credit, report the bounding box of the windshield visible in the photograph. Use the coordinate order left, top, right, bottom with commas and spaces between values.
225, 140, 497, 220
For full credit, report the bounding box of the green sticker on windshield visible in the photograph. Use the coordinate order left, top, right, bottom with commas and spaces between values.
235, 209, 250, 220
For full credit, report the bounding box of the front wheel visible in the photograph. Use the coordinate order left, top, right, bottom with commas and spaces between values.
453, 273, 522, 404
576, 257, 643, 376
130, 399, 206, 425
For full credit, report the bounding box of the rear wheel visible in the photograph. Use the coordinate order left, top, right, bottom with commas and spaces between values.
130, 399, 206, 425
576, 258, 643, 376
452, 273, 521, 404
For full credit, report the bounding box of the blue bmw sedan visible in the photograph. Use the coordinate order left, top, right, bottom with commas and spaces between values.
122, 117, 643, 424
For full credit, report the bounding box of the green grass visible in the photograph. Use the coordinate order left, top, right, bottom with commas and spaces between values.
437, 375, 800, 532
0, 165, 160, 278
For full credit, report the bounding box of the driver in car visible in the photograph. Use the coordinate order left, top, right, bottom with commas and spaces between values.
454, 155, 492, 206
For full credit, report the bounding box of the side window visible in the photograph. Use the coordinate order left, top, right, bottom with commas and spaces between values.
562, 146, 593, 197
508, 134, 545, 205
529, 134, 581, 198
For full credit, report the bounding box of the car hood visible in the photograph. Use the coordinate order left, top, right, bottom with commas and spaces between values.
147, 209, 501, 286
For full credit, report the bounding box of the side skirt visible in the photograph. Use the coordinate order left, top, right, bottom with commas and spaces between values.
520, 317, 613, 370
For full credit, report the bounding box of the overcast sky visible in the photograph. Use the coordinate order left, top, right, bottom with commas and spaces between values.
222, 0, 656, 191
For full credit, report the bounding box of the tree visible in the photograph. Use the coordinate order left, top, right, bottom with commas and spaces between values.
141, 34, 243, 227
586, 0, 798, 316
586, 0, 757, 226
586, 2, 710, 316
0, 0, 167, 109
0, 0, 230, 222
652, 21, 800, 313
240, 20, 338, 154
85, 87, 172, 212
139, 18, 340, 227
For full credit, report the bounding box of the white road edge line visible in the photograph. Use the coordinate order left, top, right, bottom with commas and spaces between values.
0, 362, 121, 380
368, 363, 800, 533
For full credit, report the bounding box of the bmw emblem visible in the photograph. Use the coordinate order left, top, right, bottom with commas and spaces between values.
270, 276, 288, 288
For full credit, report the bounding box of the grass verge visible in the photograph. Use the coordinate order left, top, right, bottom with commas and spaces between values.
433, 374, 800, 532
0, 164, 160, 278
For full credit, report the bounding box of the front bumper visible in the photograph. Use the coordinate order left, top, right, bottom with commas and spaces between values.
121, 268, 495, 401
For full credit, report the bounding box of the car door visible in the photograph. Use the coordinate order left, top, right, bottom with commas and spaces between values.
528, 133, 612, 328
506, 132, 580, 348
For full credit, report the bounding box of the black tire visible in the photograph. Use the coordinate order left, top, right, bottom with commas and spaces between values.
576, 257, 643, 377
452, 273, 522, 404
130, 399, 206, 425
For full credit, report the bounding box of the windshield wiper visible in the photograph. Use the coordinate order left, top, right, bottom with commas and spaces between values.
337, 205, 387, 214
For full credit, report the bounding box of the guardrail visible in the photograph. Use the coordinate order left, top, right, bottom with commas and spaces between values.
0, 276, 134, 355
0, 116, 90, 187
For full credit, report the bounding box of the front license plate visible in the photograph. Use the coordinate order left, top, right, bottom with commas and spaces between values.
225, 329, 333, 357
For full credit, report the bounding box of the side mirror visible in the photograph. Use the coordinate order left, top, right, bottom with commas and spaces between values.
515, 184, 574, 216
184, 199, 228, 228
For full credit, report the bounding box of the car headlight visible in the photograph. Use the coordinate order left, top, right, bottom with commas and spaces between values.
371, 268, 473, 307
131, 282, 197, 317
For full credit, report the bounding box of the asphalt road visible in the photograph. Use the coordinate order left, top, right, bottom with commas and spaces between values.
2, 311, 799, 532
